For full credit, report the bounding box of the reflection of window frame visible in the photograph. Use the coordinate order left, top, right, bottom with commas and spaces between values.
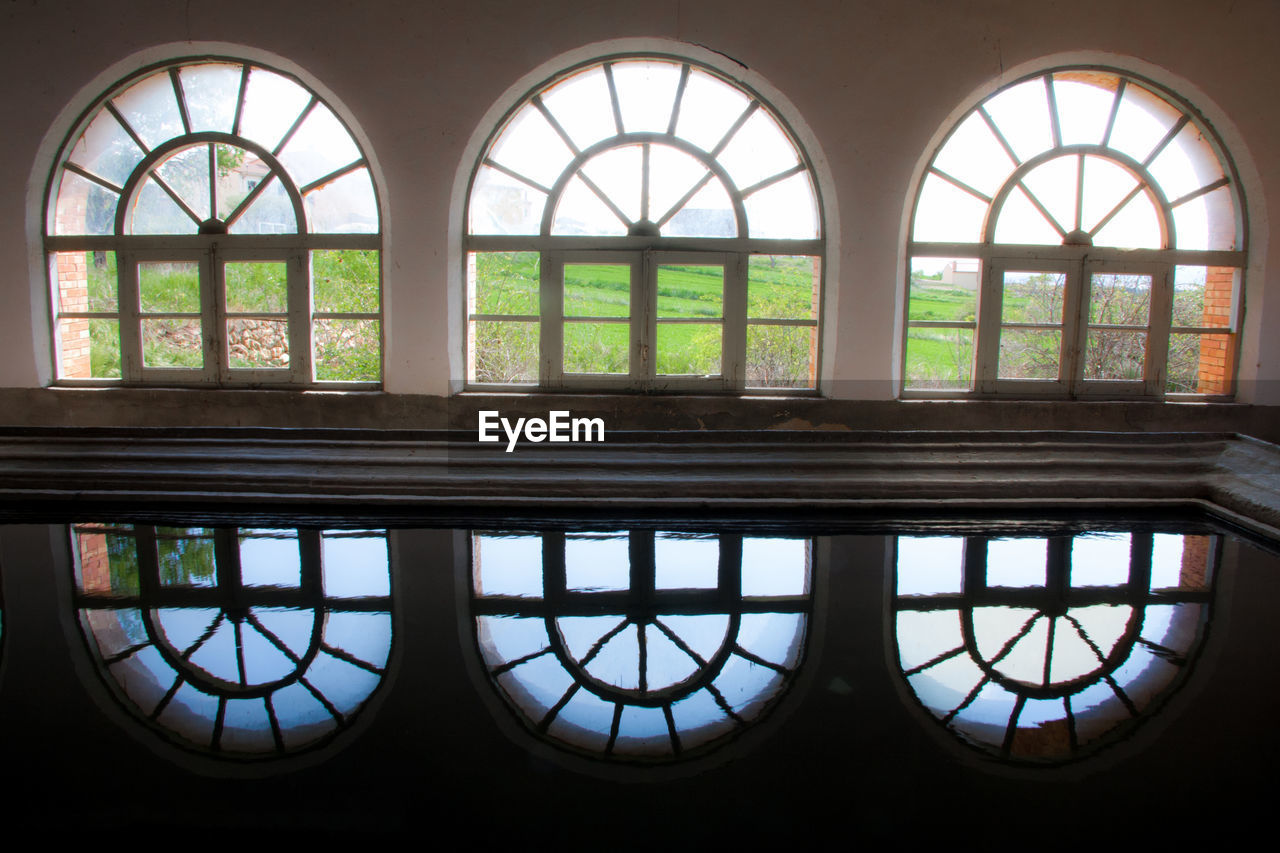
464, 53, 824, 393
892, 531, 1217, 764
904, 67, 1246, 400
70, 524, 393, 760
469, 530, 812, 762
46, 58, 383, 388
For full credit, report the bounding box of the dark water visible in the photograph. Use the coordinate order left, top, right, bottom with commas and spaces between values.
0, 510, 1276, 842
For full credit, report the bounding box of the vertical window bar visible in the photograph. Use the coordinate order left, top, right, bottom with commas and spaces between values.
1045, 75, 1062, 149
641, 143, 650, 222
1102, 78, 1127, 149
667, 63, 692, 136
602, 62, 624, 136
231, 64, 250, 137
169, 67, 191, 135
207, 143, 217, 224
1074, 154, 1085, 232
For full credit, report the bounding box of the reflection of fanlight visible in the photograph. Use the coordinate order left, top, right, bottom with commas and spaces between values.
71, 524, 392, 760
471, 530, 811, 762
894, 531, 1216, 763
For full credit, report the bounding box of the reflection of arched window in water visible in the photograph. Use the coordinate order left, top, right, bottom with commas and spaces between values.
471, 530, 811, 761
894, 531, 1216, 763
71, 524, 392, 759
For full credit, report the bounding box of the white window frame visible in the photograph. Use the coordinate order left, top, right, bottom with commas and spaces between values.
464, 53, 825, 395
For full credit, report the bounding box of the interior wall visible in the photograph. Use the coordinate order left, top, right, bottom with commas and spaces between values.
1, 0, 1277, 416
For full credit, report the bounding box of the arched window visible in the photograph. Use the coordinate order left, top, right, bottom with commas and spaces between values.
71, 523, 393, 759
46, 58, 381, 386
465, 55, 824, 392
894, 530, 1216, 763
905, 68, 1245, 398
470, 530, 811, 762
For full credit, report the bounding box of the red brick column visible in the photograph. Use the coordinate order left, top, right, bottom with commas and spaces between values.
1196, 266, 1236, 394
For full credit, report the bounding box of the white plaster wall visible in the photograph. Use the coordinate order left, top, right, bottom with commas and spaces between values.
1, 0, 1276, 402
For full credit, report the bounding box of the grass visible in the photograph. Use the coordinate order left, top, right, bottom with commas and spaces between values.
74, 250, 381, 381
472, 252, 818, 383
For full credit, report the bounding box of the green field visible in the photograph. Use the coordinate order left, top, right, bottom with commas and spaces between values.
65, 250, 380, 381
472, 252, 818, 385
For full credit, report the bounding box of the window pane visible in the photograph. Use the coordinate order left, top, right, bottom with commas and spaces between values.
552, 173, 628, 235
111, 70, 184, 150
303, 167, 378, 233
1172, 266, 1206, 326
239, 66, 312, 152
489, 101, 576, 190
657, 323, 721, 375
580, 145, 642, 225
905, 327, 973, 390
1089, 273, 1150, 325
657, 264, 722, 319
662, 176, 735, 237
58, 318, 121, 379
66, 109, 144, 188
1084, 330, 1146, 380
913, 173, 986, 243
743, 171, 818, 239
276, 101, 362, 189
998, 328, 1061, 380
469, 165, 546, 235
932, 111, 1016, 199
612, 60, 681, 134
227, 175, 297, 234
225, 262, 286, 313
178, 63, 241, 134
314, 250, 380, 314
313, 318, 379, 381
228, 318, 289, 369
746, 325, 815, 388
908, 258, 977, 322
142, 318, 203, 368
564, 321, 629, 374
131, 179, 200, 235
749, 255, 819, 320
54, 170, 119, 236
716, 109, 800, 190
541, 65, 616, 151
471, 319, 537, 383
564, 263, 629, 318
139, 262, 200, 313
1168, 332, 1234, 394
56, 251, 117, 313
153, 145, 211, 222
214, 145, 268, 222
648, 144, 711, 227
1001, 272, 1064, 325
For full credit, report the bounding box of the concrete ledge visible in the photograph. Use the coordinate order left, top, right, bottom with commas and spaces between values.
0, 427, 1277, 538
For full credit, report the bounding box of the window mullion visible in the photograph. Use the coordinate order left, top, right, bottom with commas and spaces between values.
723, 252, 747, 392
206, 250, 224, 383
975, 260, 1002, 393
542, 251, 564, 388
1063, 260, 1088, 395
118, 250, 143, 382
1146, 265, 1174, 397
637, 252, 654, 387
289, 252, 310, 384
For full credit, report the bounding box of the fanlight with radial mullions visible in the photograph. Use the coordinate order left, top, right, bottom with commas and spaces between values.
894, 530, 1216, 763
72, 524, 392, 759
471, 530, 811, 762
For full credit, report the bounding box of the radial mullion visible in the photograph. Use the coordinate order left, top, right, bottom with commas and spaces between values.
733, 643, 786, 673
272, 96, 318, 157
1045, 75, 1062, 148
182, 611, 226, 659
103, 101, 150, 156
233, 617, 247, 686
903, 643, 966, 677
1170, 176, 1230, 209
300, 675, 345, 722
654, 170, 713, 229
709, 101, 760, 159
667, 64, 691, 136
605, 702, 623, 754
320, 641, 383, 675
578, 618, 630, 668
1000, 694, 1028, 755
576, 169, 633, 229
978, 105, 1021, 166
150, 674, 185, 720
706, 682, 745, 725
170, 68, 191, 134
148, 170, 206, 227
265, 693, 285, 752
62, 161, 123, 194
1018, 181, 1068, 238
299, 159, 366, 196
490, 645, 551, 676
638, 621, 648, 693
231, 64, 249, 136
1064, 694, 1079, 754
988, 612, 1043, 668
103, 640, 151, 666
246, 609, 302, 665
653, 617, 707, 666
1042, 615, 1057, 686
740, 163, 807, 199
536, 682, 579, 732
941, 673, 990, 724
1143, 114, 1191, 168
532, 95, 581, 156
932, 167, 993, 204
1104, 673, 1139, 717
1074, 154, 1085, 232
207, 143, 217, 223
224, 171, 277, 228
602, 62, 624, 136
1088, 182, 1147, 238
1102, 78, 1127, 148
664, 704, 682, 755
482, 157, 552, 195
641, 143, 650, 222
